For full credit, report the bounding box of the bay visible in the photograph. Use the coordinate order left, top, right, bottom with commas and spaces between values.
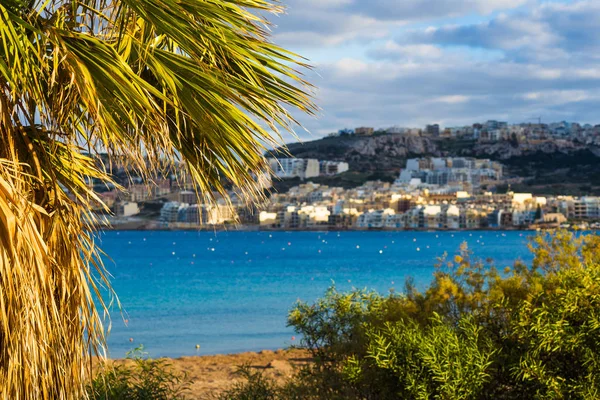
97, 230, 533, 358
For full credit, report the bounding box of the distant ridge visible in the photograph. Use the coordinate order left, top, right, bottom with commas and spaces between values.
268, 134, 600, 195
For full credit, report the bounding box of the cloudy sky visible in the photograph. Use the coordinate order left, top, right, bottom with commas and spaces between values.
266, 0, 600, 140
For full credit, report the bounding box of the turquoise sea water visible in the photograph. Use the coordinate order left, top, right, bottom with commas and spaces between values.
98, 230, 534, 358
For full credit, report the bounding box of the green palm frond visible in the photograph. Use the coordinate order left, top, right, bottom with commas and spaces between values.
0, 0, 315, 397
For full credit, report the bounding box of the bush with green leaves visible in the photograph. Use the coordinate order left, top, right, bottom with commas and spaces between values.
356, 314, 494, 400
217, 365, 281, 400
87, 347, 190, 400
283, 230, 600, 400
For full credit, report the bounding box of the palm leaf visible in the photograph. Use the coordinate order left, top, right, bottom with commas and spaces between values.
0, 0, 315, 397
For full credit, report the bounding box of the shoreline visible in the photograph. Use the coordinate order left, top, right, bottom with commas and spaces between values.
99, 222, 542, 232
102, 348, 311, 399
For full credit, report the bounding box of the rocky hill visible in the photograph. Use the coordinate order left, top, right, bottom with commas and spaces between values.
269, 134, 600, 194
272, 135, 438, 173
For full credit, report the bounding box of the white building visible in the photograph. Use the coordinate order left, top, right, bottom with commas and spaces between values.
445, 205, 460, 229
319, 161, 350, 176
385, 214, 405, 228
570, 197, 600, 220
114, 202, 140, 217
397, 157, 503, 188
269, 158, 319, 179
160, 202, 183, 223
259, 211, 278, 226
299, 205, 331, 226
356, 209, 395, 229
423, 205, 442, 228
161, 201, 236, 226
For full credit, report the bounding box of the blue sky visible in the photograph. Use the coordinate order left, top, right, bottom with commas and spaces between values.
266, 0, 600, 140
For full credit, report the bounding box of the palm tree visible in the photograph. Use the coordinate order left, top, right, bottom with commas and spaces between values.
0, 0, 315, 397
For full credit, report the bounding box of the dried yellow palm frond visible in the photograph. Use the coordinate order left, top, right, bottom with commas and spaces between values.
0, 0, 315, 397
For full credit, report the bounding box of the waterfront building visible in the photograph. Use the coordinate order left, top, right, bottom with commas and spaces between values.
513, 210, 536, 226
356, 209, 395, 229
423, 205, 442, 228
445, 205, 460, 229
541, 213, 567, 225
161, 202, 183, 223
385, 213, 405, 229
299, 205, 331, 226
259, 211, 278, 227
561, 197, 600, 220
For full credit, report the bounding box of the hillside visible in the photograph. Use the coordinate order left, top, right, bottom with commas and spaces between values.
272, 135, 437, 173
269, 134, 600, 195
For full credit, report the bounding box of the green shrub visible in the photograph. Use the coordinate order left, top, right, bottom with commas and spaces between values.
217, 365, 281, 400
283, 230, 600, 400
359, 314, 494, 400
87, 347, 190, 400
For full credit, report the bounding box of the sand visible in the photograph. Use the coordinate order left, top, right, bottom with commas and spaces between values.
100, 349, 312, 399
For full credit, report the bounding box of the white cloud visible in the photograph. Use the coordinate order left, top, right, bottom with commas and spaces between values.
522, 90, 593, 104
404, 0, 600, 62
272, 0, 527, 48
436, 95, 471, 104
370, 42, 444, 60
271, 0, 600, 140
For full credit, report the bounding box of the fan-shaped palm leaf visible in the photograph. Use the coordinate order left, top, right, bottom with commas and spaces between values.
0, 0, 315, 397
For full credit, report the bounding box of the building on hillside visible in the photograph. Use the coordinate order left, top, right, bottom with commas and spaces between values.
425, 124, 440, 137
98, 190, 119, 209
128, 184, 152, 202
268, 158, 319, 179
386, 126, 406, 135
153, 178, 171, 198
355, 127, 374, 136
179, 190, 198, 205
319, 161, 350, 176
255, 172, 273, 190
397, 157, 503, 189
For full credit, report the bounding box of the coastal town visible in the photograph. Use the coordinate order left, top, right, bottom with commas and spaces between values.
92, 120, 600, 231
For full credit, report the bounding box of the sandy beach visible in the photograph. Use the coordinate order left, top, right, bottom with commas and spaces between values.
101, 349, 311, 399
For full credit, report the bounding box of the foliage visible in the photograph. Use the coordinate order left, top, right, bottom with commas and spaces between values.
0, 0, 313, 397
88, 347, 190, 400
282, 231, 600, 400
217, 365, 281, 400
362, 314, 494, 400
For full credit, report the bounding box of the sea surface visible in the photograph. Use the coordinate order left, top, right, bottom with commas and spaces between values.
97, 230, 534, 358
